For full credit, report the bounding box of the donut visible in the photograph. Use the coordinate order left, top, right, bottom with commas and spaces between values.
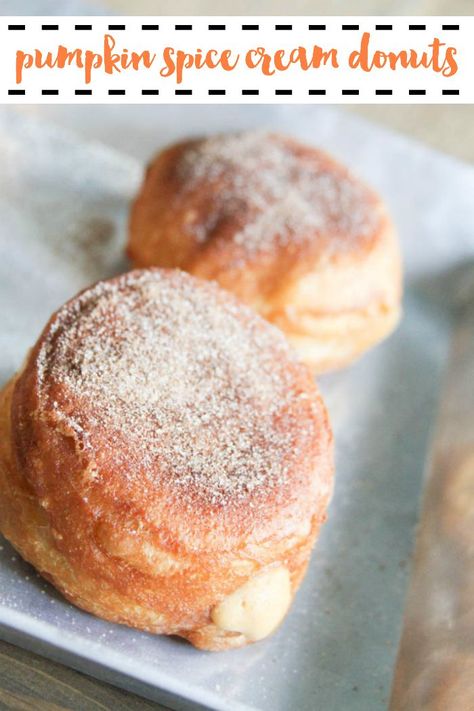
128, 131, 402, 373
0, 268, 334, 650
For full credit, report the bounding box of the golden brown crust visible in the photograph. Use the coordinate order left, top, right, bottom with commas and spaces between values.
0, 268, 334, 650
128, 132, 402, 373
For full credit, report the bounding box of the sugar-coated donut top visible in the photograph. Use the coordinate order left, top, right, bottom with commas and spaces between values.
173, 131, 382, 264
33, 269, 322, 509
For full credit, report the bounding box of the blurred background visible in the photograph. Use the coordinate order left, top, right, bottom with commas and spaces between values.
97, 0, 474, 164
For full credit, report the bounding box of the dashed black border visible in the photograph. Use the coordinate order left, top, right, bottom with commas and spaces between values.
4, 20, 464, 101
9, 89, 459, 98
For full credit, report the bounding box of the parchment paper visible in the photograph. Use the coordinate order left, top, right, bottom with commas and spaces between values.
1, 105, 474, 710
390, 284, 474, 710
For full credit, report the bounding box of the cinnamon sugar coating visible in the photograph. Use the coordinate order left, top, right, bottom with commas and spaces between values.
128, 132, 402, 373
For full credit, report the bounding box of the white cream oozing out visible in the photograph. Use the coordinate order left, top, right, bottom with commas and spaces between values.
211, 566, 292, 641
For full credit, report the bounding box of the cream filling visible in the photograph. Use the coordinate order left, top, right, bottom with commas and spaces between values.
211, 566, 291, 641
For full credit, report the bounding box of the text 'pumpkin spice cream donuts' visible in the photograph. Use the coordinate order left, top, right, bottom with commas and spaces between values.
0, 269, 334, 651
128, 132, 402, 373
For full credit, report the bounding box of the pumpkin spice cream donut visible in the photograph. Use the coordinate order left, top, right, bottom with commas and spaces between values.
0, 269, 334, 651
128, 132, 402, 373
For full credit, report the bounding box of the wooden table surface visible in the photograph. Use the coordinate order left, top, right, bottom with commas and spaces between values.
2, 1, 474, 708
0, 639, 163, 710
